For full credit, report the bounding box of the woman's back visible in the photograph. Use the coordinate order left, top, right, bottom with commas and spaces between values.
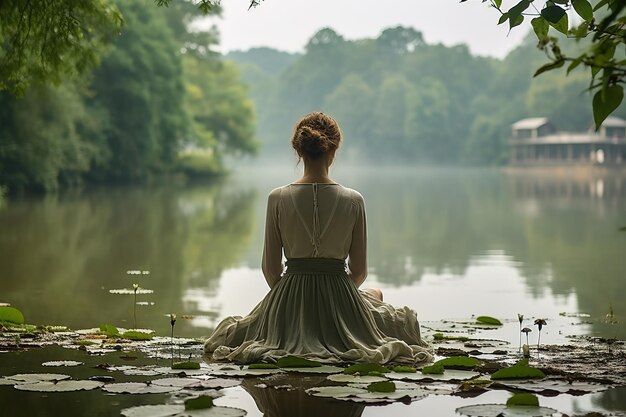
268, 183, 364, 259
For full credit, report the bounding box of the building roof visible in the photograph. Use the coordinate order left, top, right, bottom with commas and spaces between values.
601, 116, 626, 127
512, 117, 551, 130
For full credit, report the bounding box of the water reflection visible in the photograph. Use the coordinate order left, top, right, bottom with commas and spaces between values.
0, 180, 257, 337
0, 168, 624, 339
241, 378, 365, 417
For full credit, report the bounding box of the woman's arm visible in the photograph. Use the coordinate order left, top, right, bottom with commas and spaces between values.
347, 192, 367, 287
261, 189, 283, 288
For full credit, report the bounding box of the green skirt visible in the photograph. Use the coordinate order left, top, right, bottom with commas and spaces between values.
203, 258, 433, 365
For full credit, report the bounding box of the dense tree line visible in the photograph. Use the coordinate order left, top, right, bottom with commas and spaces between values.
229, 26, 626, 165
0, 0, 256, 193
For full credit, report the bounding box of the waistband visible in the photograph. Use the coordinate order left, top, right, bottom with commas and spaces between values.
284, 258, 347, 275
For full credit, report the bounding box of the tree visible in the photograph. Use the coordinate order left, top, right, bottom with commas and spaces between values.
466, 0, 626, 128
0, 0, 123, 95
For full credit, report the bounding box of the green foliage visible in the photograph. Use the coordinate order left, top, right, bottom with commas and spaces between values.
121, 331, 153, 341
506, 393, 540, 407
98, 323, 120, 337
366, 381, 396, 393
470, 0, 626, 127
392, 365, 416, 373
0, 0, 256, 192
276, 356, 321, 368
421, 363, 445, 375
0, 306, 25, 324
248, 363, 280, 369
0, 1, 123, 95
491, 359, 546, 380
344, 363, 391, 375
434, 356, 481, 369
368, 371, 387, 377
172, 361, 201, 369
476, 316, 503, 326
184, 395, 214, 410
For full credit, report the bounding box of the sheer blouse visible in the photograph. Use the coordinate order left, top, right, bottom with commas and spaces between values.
261, 183, 367, 288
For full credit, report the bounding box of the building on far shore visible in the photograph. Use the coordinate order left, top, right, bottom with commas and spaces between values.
509, 116, 626, 165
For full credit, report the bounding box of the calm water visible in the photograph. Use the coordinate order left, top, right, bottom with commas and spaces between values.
1, 167, 625, 415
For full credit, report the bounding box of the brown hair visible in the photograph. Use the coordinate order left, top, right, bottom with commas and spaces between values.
291, 112, 341, 159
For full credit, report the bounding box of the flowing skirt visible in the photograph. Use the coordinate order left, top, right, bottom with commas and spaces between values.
203, 258, 433, 366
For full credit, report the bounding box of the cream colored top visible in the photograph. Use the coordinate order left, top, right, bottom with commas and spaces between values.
262, 183, 367, 288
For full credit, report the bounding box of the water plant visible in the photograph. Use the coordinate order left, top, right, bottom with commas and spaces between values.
521, 327, 532, 356
169, 313, 176, 366
518, 313, 524, 353
132, 284, 139, 329
534, 319, 547, 353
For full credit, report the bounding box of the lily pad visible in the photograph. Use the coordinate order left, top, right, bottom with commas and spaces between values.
0, 306, 25, 324
14, 380, 104, 392
367, 381, 395, 393
327, 374, 387, 384
421, 363, 444, 374
433, 333, 469, 341
434, 356, 481, 369
122, 330, 154, 341
247, 363, 279, 369
284, 365, 344, 374
7, 373, 71, 383
344, 363, 390, 375
99, 323, 120, 336
207, 366, 284, 377
393, 365, 416, 373
388, 369, 480, 381
456, 404, 558, 417
152, 378, 202, 388
42, 360, 83, 367
185, 395, 214, 410
121, 405, 185, 417
507, 393, 539, 406
491, 360, 545, 380
172, 361, 202, 370
476, 316, 503, 326
197, 379, 242, 389
174, 406, 247, 416
102, 382, 181, 394
306, 386, 367, 398
276, 356, 321, 368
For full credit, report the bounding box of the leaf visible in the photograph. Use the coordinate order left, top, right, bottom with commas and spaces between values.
151, 377, 202, 388
344, 363, 390, 375
172, 361, 201, 369
327, 374, 387, 383
476, 316, 503, 325
388, 369, 480, 381
41, 361, 83, 367
185, 395, 214, 410
531, 17, 549, 40
534, 59, 565, 77
248, 363, 279, 369
498, 13, 509, 25
435, 356, 481, 369
393, 365, 416, 373
510, 14, 524, 29
367, 381, 396, 393
541, 5, 566, 23
0, 306, 25, 324
567, 56, 585, 74
491, 360, 546, 380
593, 0, 610, 12
421, 363, 445, 374
102, 382, 179, 394
456, 404, 558, 417
121, 405, 184, 417
14, 380, 104, 392
99, 323, 120, 336
122, 330, 153, 340
507, 393, 540, 406
494, 0, 502, 8
276, 355, 321, 368
593, 85, 624, 129
572, 0, 594, 21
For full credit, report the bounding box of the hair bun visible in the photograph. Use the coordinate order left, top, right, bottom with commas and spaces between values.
291, 112, 341, 159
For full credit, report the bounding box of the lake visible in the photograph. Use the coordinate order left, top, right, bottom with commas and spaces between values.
1, 166, 625, 416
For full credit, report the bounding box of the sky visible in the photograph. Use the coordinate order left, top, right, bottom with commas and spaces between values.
204, 0, 533, 58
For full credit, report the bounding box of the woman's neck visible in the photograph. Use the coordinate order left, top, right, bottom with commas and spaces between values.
297, 158, 334, 184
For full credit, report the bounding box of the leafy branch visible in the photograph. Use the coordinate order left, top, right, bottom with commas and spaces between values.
465, 0, 626, 128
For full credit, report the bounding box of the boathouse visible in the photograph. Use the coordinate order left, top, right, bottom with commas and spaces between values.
509, 117, 626, 165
